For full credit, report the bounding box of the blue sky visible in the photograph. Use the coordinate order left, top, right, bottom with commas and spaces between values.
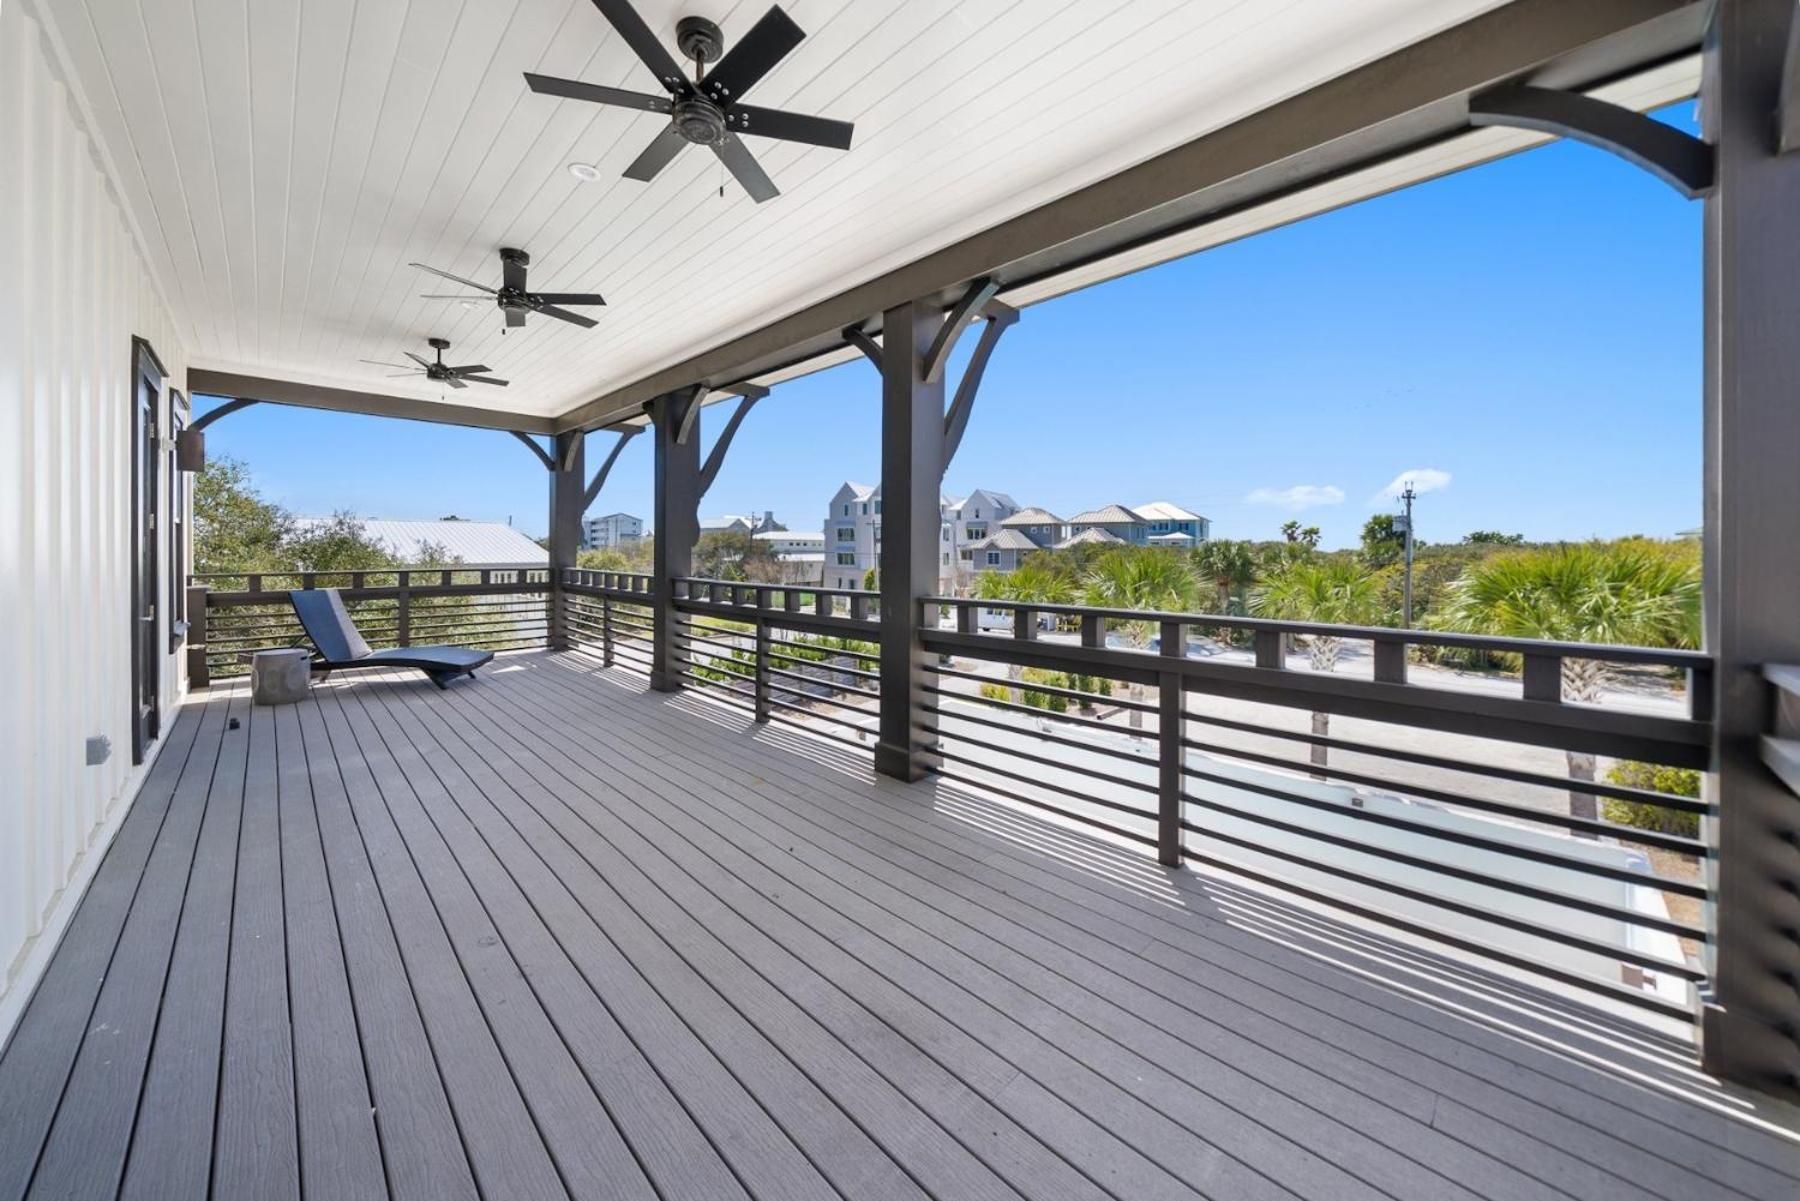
199, 106, 1700, 550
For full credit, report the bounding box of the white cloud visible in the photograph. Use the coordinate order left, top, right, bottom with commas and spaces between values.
1370, 468, 1451, 506
1243, 484, 1345, 512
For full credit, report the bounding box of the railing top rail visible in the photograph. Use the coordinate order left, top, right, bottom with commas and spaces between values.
191, 563, 551, 579
929, 594, 1709, 669
677, 575, 874, 602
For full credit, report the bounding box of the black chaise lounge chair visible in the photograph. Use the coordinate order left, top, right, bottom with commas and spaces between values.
290, 588, 493, 689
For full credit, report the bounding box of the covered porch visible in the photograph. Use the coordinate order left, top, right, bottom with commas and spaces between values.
3, 651, 1796, 1201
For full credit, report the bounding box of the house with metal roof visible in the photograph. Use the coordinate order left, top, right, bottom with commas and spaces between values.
1066, 504, 1150, 545
1135, 500, 1211, 546
291, 517, 548, 566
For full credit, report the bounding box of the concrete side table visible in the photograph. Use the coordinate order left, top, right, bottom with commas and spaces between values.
251, 648, 313, 705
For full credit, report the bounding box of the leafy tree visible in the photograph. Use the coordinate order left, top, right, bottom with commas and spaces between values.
1280, 520, 1321, 548
283, 512, 403, 571
1081, 549, 1198, 726
1462, 530, 1525, 546
1432, 541, 1700, 821
692, 530, 780, 581
1603, 761, 1701, 838
194, 455, 291, 575
1191, 539, 1258, 614
1251, 559, 1386, 769
1360, 514, 1407, 567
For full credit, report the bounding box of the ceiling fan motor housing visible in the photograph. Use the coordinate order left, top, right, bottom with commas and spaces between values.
673, 96, 728, 146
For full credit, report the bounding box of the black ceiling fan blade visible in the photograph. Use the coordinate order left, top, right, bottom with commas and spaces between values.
385, 372, 423, 378
702, 5, 803, 104
404, 351, 432, 368
359, 358, 418, 369
623, 125, 686, 181
449, 363, 490, 374
531, 292, 606, 306
588, 0, 685, 90
712, 133, 779, 203
418, 293, 490, 300
446, 377, 468, 390
522, 73, 671, 113
505, 308, 528, 328
728, 104, 853, 149
537, 304, 600, 329
460, 375, 510, 387
410, 262, 496, 293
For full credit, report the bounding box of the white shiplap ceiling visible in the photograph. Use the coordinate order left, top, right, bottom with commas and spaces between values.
42, 0, 1512, 419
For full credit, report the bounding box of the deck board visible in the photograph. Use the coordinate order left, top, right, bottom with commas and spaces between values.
2, 650, 1796, 1201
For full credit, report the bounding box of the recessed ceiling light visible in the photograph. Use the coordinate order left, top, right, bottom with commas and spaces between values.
567, 161, 601, 182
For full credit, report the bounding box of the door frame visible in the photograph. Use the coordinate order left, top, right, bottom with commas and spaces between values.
130, 337, 167, 765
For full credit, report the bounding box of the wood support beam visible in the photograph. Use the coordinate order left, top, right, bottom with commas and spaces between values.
696, 385, 770, 500
511, 430, 556, 471
189, 397, 259, 432
546, 430, 584, 651
875, 299, 946, 782
1468, 84, 1714, 197
1700, 0, 1800, 1105
651, 389, 701, 692
582, 428, 641, 510
189, 368, 559, 433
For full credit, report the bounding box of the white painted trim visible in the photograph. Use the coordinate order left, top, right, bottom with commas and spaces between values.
0, 727, 175, 1055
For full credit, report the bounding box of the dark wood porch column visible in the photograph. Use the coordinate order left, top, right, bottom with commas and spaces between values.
652, 390, 700, 692
876, 299, 944, 781
546, 430, 584, 651
1700, 0, 1800, 1102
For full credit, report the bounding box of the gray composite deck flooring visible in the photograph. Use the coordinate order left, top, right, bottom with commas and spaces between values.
2, 650, 1797, 1201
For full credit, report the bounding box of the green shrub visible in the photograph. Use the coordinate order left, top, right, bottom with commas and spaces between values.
1601, 760, 1702, 838
1020, 668, 1070, 714
979, 682, 1013, 704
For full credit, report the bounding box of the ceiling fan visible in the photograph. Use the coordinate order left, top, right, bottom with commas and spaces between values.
410, 247, 604, 331
359, 338, 508, 390
524, 1, 853, 203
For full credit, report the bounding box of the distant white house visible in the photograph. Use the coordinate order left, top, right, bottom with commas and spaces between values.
1136, 500, 1210, 546
583, 512, 644, 549
754, 529, 824, 585
701, 509, 784, 536
821, 482, 1019, 592
292, 517, 547, 565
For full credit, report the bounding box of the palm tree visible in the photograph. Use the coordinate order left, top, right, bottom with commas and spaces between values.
1251, 559, 1387, 769
1081, 549, 1198, 727
1433, 541, 1700, 821
1191, 539, 1258, 615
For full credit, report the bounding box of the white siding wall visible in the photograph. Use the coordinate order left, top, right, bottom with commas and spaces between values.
0, 1, 190, 1032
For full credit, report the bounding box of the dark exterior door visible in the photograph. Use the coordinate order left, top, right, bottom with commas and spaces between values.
131, 339, 165, 764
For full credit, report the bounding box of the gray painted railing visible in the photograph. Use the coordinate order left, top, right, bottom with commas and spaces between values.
574, 572, 1712, 1024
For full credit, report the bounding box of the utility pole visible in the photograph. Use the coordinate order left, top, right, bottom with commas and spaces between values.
1398, 482, 1417, 627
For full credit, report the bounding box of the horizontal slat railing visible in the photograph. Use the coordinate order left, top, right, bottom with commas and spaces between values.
920, 595, 1714, 1023
498, 570, 1718, 1022
667, 577, 881, 752
190, 565, 555, 679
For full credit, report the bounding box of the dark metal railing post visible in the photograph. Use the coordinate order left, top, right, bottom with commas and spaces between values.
396, 573, 412, 647
602, 592, 615, 666
1158, 619, 1185, 867
754, 609, 772, 723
